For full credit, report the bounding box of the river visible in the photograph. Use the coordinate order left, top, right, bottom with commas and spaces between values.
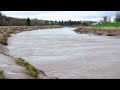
7, 27, 120, 79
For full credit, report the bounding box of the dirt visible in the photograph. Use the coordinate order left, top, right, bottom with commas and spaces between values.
74, 27, 120, 36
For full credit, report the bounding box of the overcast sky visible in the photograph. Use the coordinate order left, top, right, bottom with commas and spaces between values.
1, 11, 116, 22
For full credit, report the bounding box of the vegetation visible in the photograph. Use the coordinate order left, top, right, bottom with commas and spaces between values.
0, 12, 49, 26
1, 11, 120, 27
0, 12, 95, 26
0, 36, 7, 45
0, 70, 6, 79
94, 22, 120, 27
74, 26, 120, 36
75, 11, 120, 36
26, 18, 31, 26
0, 26, 62, 31
115, 11, 120, 22
16, 58, 39, 79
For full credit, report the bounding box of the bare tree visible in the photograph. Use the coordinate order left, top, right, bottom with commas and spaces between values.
102, 16, 111, 23
115, 11, 120, 22
103, 16, 108, 23
107, 17, 111, 23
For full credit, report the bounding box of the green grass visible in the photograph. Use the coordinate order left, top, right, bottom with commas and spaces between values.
0, 70, 6, 79
16, 58, 39, 79
94, 22, 120, 27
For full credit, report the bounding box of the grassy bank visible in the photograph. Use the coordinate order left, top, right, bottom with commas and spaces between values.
0, 25, 62, 45
94, 22, 120, 27
16, 58, 39, 79
74, 27, 120, 36
0, 70, 6, 79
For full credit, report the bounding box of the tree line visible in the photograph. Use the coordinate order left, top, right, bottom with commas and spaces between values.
0, 12, 47, 26
1, 11, 120, 26
100, 11, 120, 24
0, 11, 96, 26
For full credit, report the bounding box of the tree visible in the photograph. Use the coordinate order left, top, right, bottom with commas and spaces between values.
61, 20, 64, 25
55, 20, 57, 24
103, 16, 108, 23
0, 11, 2, 16
26, 17, 31, 26
115, 11, 120, 22
102, 16, 111, 23
107, 17, 111, 23
45, 21, 48, 25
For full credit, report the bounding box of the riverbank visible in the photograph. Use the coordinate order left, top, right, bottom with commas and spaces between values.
0, 25, 62, 79
0, 70, 6, 79
74, 27, 120, 36
0, 25, 62, 45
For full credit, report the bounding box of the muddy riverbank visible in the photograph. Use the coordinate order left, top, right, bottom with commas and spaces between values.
74, 27, 120, 36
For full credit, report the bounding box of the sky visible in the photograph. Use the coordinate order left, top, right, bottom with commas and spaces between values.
1, 11, 116, 22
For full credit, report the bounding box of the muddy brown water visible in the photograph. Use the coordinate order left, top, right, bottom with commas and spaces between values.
7, 27, 120, 79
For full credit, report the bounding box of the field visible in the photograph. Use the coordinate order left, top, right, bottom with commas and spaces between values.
94, 22, 120, 27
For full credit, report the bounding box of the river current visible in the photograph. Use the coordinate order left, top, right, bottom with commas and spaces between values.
7, 27, 120, 79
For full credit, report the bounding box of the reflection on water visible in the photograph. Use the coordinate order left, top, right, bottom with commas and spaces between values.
7, 27, 120, 79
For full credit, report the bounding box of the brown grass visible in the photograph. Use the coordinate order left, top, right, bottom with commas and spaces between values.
0, 36, 7, 45
74, 27, 120, 36
0, 70, 6, 79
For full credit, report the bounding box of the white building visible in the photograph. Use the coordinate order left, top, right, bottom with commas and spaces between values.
92, 22, 99, 25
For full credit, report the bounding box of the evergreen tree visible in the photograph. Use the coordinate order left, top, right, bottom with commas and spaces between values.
0, 11, 2, 16
34, 22, 37, 25
61, 20, 64, 25
55, 20, 57, 24
26, 17, 31, 26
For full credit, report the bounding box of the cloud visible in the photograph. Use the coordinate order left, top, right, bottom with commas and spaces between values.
1, 11, 116, 21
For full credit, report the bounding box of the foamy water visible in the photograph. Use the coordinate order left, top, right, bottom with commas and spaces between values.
7, 27, 120, 79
